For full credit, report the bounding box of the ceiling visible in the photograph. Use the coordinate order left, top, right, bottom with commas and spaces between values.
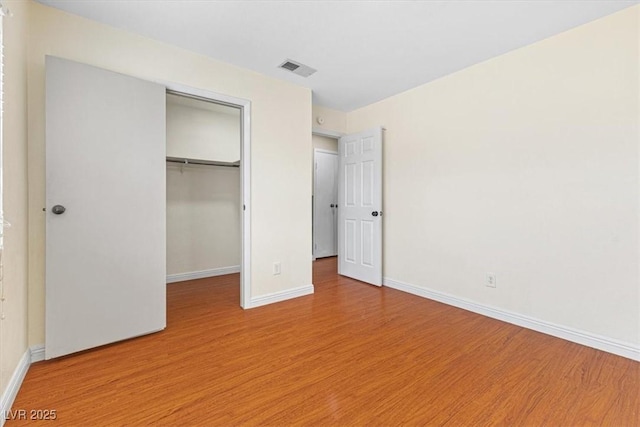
37, 0, 638, 112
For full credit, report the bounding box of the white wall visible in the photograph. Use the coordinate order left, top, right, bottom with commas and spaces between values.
0, 0, 29, 410
166, 164, 240, 276
166, 94, 240, 163
347, 6, 640, 346
27, 1, 312, 345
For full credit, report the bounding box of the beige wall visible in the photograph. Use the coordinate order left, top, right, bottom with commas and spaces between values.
0, 0, 29, 401
311, 107, 341, 199
347, 6, 640, 345
312, 135, 338, 153
166, 164, 240, 276
27, 1, 312, 345
166, 94, 241, 163
312, 105, 347, 134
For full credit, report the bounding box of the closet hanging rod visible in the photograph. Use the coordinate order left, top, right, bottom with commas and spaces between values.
166, 157, 240, 168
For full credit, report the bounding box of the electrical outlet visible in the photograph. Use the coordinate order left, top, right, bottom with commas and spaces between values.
486, 272, 496, 288
273, 262, 281, 275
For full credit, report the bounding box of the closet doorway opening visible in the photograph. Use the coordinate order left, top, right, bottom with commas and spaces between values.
165, 87, 251, 308
312, 133, 339, 264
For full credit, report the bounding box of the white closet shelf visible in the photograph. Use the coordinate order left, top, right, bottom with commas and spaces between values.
166, 157, 240, 168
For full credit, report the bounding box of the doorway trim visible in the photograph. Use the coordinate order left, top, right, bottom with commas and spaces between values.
312, 127, 344, 139
164, 82, 251, 309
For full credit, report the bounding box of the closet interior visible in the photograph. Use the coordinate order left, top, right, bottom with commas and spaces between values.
166, 92, 241, 283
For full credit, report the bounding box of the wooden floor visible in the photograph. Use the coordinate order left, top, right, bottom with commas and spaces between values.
8, 257, 639, 426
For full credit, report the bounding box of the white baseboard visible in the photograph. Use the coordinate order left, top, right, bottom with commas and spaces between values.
383, 277, 640, 362
29, 345, 45, 363
0, 349, 30, 427
248, 284, 314, 309
166, 265, 240, 283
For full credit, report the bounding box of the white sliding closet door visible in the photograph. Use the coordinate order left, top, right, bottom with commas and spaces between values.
45, 56, 166, 359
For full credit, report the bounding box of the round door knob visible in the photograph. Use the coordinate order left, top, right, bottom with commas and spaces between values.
330, 204, 335, 208
372, 211, 379, 217
52, 205, 66, 215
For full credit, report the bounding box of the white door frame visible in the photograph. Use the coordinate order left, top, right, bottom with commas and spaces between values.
164, 82, 251, 308
312, 127, 344, 140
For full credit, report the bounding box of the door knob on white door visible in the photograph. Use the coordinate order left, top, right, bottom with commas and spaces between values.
52, 205, 66, 215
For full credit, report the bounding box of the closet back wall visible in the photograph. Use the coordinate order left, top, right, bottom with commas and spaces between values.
166, 165, 240, 279
166, 95, 240, 162
166, 97, 241, 281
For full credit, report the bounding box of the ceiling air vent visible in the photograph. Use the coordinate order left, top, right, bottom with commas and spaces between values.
278, 59, 317, 78
281, 61, 299, 71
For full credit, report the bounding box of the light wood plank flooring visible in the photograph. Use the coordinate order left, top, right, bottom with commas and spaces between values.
7, 257, 639, 426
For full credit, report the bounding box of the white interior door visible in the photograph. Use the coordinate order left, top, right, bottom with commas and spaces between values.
45, 56, 166, 359
338, 127, 383, 286
313, 149, 338, 258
